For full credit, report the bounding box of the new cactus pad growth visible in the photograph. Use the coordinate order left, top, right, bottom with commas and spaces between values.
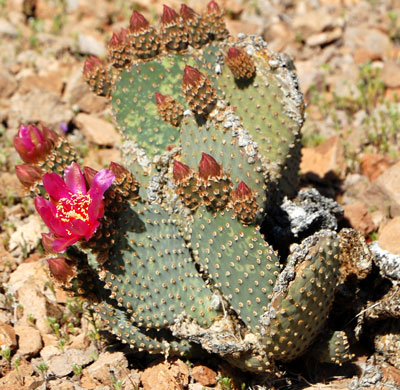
15, 1, 358, 374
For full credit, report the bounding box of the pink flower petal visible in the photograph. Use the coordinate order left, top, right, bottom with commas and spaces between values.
43, 173, 70, 201
67, 219, 90, 237
52, 235, 81, 253
88, 169, 114, 220
85, 220, 100, 241
89, 169, 115, 198
64, 163, 87, 195
35, 197, 68, 237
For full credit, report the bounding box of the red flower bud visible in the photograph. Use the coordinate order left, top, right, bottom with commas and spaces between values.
183, 65, 204, 87
129, 11, 149, 32
154, 92, 167, 105
198, 153, 221, 179
83, 166, 98, 188
173, 160, 191, 182
46, 257, 76, 283
15, 164, 42, 187
83, 55, 103, 74
235, 181, 252, 198
180, 4, 197, 20
14, 124, 56, 163
161, 5, 179, 25
207, 0, 221, 12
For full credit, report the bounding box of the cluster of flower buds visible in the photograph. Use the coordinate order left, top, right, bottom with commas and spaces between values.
14, 124, 58, 188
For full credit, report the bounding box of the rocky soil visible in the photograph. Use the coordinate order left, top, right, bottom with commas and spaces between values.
1, 0, 400, 389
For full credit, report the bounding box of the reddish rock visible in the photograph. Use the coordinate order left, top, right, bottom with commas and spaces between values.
0, 321, 17, 349
192, 365, 217, 386
362, 161, 400, 218
300, 136, 346, 180
361, 153, 392, 182
378, 217, 400, 255
343, 201, 376, 235
141, 359, 189, 390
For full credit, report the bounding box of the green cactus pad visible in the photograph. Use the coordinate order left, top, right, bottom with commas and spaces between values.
310, 330, 353, 365
112, 46, 221, 159
96, 201, 220, 330
180, 112, 267, 211
93, 301, 193, 356
216, 38, 304, 198
260, 230, 340, 362
189, 206, 281, 332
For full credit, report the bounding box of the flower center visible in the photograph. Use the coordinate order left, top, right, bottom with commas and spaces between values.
56, 192, 92, 225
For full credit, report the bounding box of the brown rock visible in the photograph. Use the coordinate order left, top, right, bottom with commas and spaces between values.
354, 48, 382, 64
226, 19, 262, 37
292, 9, 338, 37
363, 161, 400, 218
141, 359, 189, 390
385, 87, 400, 102
0, 70, 17, 98
378, 217, 400, 255
81, 351, 139, 389
0, 357, 34, 389
0, 172, 24, 199
263, 21, 295, 52
306, 27, 342, 47
17, 68, 66, 95
343, 201, 376, 235
0, 321, 17, 349
75, 113, 121, 146
381, 60, 400, 88
15, 325, 43, 356
41, 345, 97, 377
345, 26, 392, 61
78, 93, 108, 113
9, 90, 73, 129
300, 136, 346, 180
84, 148, 122, 171
7, 261, 63, 336
192, 365, 217, 386
361, 153, 392, 182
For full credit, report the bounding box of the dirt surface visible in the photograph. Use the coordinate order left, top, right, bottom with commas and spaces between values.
1, 0, 400, 389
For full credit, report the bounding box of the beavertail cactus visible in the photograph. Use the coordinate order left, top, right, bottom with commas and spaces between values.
15, 2, 357, 374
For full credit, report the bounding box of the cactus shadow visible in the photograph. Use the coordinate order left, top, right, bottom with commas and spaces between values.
101, 201, 147, 276
233, 75, 256, 90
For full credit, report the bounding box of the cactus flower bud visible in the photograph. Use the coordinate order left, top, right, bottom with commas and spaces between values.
46, 257, 76, 283
183, 65, 203, 87
198, 153, 221, 180
161, 5, 179, 25
173, 160, 191, 182
207, 0, 221, 12
34, 162, 115, 253
14, 124, 57, 163
235, 181, 252, 198
180, 4, 197, 20
83, 166, 98, 188
83, 55, 103, 75
129, 10, 149, 32
15, 164, 43, 187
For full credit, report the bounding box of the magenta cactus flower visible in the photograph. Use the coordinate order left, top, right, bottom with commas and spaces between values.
14, 124, 58, 163
35, 162, 115, 253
